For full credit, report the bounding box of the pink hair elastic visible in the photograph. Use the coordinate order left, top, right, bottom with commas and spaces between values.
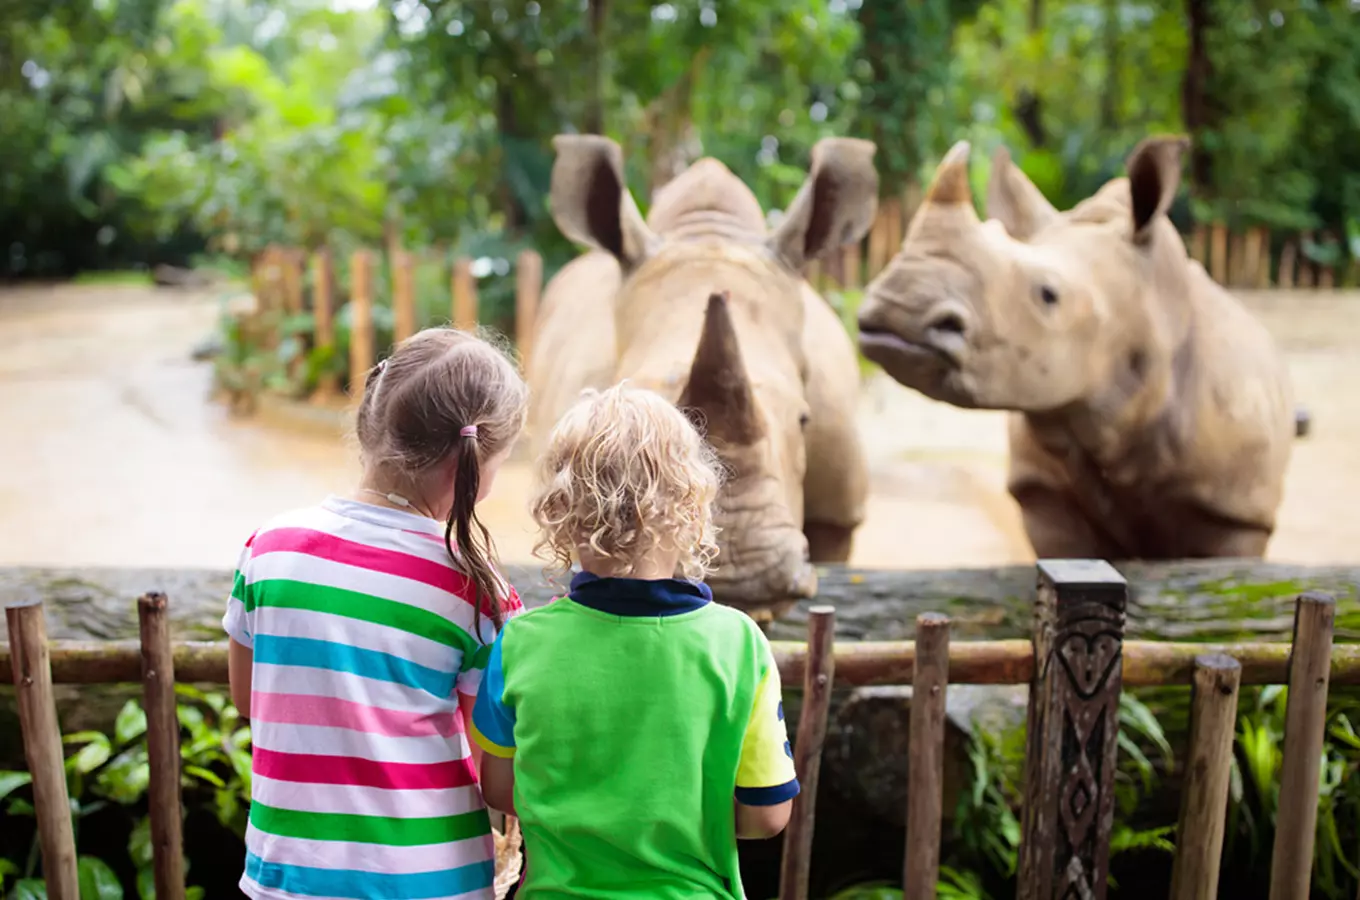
460, 425, 478, 437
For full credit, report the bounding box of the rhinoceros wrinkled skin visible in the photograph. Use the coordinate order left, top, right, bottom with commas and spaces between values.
856, 136, 1296, 560
527, 134, 879, 618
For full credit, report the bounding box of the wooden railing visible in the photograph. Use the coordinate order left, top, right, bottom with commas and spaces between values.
3, 561, 1352, 899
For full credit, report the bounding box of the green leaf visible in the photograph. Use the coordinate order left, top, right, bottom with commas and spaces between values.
65, 734, 112, 776
136, 866, 154, 900
183, 765, 225, 788
129, 816, 154, 868
12, 878, 48, 900
184, 889, 204, 900
115, 701, 148, 745
78, 856, 123, 900
0, 771, 33, 803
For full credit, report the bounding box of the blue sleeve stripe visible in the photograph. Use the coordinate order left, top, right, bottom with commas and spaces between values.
470, 629, 517, 750
735, 779, 800, 806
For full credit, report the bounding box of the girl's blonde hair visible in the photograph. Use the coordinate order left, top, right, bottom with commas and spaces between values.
355, 326, 528, 638
530, 383, 722, 581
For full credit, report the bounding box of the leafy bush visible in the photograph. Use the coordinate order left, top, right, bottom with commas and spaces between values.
0, 687, 250, 900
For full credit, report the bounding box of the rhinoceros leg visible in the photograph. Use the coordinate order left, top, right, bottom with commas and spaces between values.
1009, 482, 1125, 560
800, 287, 867, 563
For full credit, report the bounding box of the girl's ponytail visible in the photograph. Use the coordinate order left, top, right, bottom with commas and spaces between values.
445, 426, 506, 642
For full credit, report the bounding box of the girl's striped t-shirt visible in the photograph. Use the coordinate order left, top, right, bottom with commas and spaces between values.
222, 495, 521, 900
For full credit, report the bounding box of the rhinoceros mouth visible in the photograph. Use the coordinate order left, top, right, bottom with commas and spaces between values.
857, 328, 960, 368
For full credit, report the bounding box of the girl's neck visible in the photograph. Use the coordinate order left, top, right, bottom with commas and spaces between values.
354, 469, 448, 522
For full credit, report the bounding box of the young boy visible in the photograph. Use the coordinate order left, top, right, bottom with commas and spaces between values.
471, 383, 798, 898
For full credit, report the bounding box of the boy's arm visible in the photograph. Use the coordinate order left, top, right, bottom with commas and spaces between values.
734, 642, 800, 840
470, 628, 518, 813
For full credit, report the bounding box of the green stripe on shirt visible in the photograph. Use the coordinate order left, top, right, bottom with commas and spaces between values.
247, 578, 476, 656
250, 801, 490, 846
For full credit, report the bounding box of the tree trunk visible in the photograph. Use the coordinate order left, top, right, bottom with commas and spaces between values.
585, 0, 607, 135
1182, 0, 1214, 195
1015, 0, 1047, 148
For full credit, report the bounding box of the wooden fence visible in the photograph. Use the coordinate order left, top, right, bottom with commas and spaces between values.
3, 560, 1354, 900
248, 245, 545, 398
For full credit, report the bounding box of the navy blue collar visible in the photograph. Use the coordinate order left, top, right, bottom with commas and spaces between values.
568, 571, 713, 617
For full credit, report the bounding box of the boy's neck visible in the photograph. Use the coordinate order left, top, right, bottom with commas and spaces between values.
579, 548, 682, 581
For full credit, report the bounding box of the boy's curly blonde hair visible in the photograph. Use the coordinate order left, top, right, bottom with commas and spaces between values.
530, 382, 722, 581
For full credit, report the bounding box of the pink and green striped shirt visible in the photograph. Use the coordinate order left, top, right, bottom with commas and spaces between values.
222, 495, 521, 900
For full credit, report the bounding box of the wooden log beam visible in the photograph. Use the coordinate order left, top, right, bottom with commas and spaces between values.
4, 636, 1360, 689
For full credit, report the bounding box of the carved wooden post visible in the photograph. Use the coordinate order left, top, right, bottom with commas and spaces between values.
1016, 560, 1127, 900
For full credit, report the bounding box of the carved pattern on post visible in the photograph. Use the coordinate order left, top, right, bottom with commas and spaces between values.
1017, 560, 1127, 900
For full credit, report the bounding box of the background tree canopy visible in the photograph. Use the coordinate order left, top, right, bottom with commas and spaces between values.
2, 0, 1359, 281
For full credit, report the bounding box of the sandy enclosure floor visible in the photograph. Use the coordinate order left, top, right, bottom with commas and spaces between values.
0, 284, 1356, 570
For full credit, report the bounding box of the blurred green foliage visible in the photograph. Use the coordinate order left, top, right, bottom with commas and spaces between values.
2, 0, 1359, 284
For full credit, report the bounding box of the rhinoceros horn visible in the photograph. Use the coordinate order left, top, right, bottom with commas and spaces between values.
678, 291, 763, 446
907, 141, 980, 241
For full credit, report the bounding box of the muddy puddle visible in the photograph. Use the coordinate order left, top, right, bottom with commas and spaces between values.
0, 284, 1356, 570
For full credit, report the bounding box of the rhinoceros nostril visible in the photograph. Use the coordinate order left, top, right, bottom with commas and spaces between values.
928, 311, 967, 335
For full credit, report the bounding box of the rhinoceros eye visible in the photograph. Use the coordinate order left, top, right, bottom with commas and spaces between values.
798, 412, 811, 430
1038, 285, 1059, 306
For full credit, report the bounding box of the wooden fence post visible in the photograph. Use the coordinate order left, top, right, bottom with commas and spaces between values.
515, 250, 542, 366
1168, 654, 1241, 900
5, 598, 79, 899
1228, 231, 1247, 286
392, 248, 417, 343
1189, 225, 1207, 266
867, 204, 891, 282
1268, 592, 1336, 900
904, 613, 950, 900
1016, 560, 1127, 900
842, 241, 862, 291
1279, 241, 1297, 290
452, 257, 478, 333
1242, 229, 1263, 290
1210, 224, 1228, 285
139, 593, 186, 900
349, 250, 375, 397
1298, 232, 1316, 289
778, 606, 836, 900
1254, 228, 1272, 289
311, 248, 338, 398
281, 248, 304, 315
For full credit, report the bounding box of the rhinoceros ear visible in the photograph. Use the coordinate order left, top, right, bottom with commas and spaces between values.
549, 134, 659, 269
1126, 135, 1190, 245
678, 292, 764, 446
767, 137, 879, 271
986, 145, 1059, 241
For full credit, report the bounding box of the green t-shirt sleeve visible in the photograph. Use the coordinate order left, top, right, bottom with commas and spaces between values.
470, 625, 517, 758
734, 635, 800, 806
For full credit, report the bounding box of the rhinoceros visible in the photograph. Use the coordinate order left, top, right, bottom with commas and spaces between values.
856, 135, 1296, 560
527, 134, 879, 618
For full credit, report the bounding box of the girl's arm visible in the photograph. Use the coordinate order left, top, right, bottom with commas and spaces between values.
228, 638, 253, 718
479, 754, 517, 816
459, 691, 484, 772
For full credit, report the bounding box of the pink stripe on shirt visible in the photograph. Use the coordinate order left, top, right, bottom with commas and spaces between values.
253, 746, 478, 790
252, 692, 464, 738
251, 527, 474, 598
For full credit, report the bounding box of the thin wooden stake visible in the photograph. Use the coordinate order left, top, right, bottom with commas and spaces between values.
904, 613, 950, 900
1268, 592, 1336, 900
515, 250, 542, 367
1189, 225, 1207, 265
779, 605, 836, 900
139, 593, 186, 900
312, 248, 338, 398
842, 241, 862, 291
1168, 654, 1241, 900
349, 250, 375, 397
5, 598, 79, 900
392, 248, 417, 343
1279, 241, 1297, 289
1210, 223, 1228, 284
452, 257, 478, 332
1017, 560, 1127, 900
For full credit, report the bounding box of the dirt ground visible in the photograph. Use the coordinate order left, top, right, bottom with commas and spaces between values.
0, 284, 1356, 570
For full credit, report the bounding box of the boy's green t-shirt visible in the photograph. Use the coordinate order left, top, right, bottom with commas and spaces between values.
470, 572, 799, 899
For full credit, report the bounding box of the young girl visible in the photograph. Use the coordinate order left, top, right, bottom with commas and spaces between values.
471, 383, 798, 899
224, 326, 528, 900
